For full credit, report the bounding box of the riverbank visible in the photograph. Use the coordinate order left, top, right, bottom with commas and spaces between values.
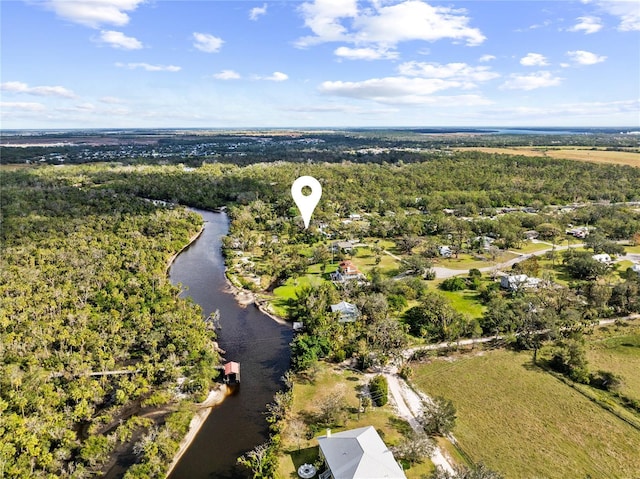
166, 222, 206, 274
165, 385, 229, 478
224, 274, 292, 327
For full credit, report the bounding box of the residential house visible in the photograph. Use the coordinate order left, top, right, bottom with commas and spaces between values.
330, 301, 360, 323
331, 260, 364, 282
331, 241, 355, 254
317, 426, 407, 479
500, 274, 541, 291
472, 235, 495, 251
592, 253, 612, 264
567, 226, 589, 239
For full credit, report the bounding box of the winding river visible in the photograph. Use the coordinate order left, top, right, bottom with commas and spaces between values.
168, 210, 293, 479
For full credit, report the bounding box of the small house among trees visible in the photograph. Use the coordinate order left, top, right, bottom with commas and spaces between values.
330, 301, 361, 322
500, 274, 541, 291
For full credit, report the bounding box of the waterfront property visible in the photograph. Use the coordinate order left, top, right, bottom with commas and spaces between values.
316, 426, 406, 479
330, 301, 361, 323
223, 361, 240, 385
331, 260, 365, 282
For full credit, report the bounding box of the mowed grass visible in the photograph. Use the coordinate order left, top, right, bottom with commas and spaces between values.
439, 289, 486, 319
277, 365, 435, 478
510, 241, 553, 254
350, 246, 402, 277
438, 252, 518, 270
455, 147, 640, 167
411, 350, 640, 479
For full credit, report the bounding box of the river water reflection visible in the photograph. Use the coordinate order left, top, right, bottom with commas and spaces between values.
168, 210, 292, 479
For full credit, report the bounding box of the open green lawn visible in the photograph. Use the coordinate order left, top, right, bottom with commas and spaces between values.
439, 289, 486, 319
623, 245, 640, 254
271, 267, 334, 316
510, 241, 553, 254
438, 252, 518, 270
277, 365, 435, 479
587, 322, 640, 402
349, 246, 402, 277
411, 350, 640, 479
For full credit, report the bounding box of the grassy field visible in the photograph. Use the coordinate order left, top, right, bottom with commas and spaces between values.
277, 365, 435, 479
586, 321, 640, 402
350, 246, 403, 277
439, 289, 486, 319
411, 349, 640, 479
510, 241, 553, 254
455, 147, 640, 167
438, 252, 518, 270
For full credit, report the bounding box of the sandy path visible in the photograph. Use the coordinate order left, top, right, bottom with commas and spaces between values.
384, 371, 456, 475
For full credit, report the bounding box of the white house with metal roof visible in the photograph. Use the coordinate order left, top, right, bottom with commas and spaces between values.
330, 301, 360, 323
316, 426, 406, 479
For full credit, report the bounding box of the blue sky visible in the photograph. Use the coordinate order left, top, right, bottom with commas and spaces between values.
1, 0, 639, 128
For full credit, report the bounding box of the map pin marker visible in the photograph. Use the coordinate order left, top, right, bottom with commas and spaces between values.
291, 176, 322, 229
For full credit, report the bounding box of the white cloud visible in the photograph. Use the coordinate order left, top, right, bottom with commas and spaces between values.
501, 71, 563, 90
397, 61, 500, 83
99, 96, 125, 104
0, 101, 47, 112
320, 77, 455, 98
479, 54, 496, 62
318, 76, 492, 106
520, 53, 548, 67
193, 32, 224, 53
115, 62, 181, 72
296, 0, 358, 46
569, 16, 603, 34
480, 99, 639, 120
567, 50, 607, 65
213, 70, 241, 80
263, 72, 289, 82
593, 0, 640, 31
58, 103, 97, 112
334, 46, 398, 60
1, 81, 76, 98
352, 1, 485, 46
249, 3, 267, 21
297, 0, 485, 49
39, 0, 145, 28
97, 30, 143, 49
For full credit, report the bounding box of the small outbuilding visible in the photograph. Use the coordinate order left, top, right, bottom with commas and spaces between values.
223, 361, 240, 385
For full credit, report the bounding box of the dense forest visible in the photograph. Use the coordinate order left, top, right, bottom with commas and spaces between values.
1, 173, 219, 478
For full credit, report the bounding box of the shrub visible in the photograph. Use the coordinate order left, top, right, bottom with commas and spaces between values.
440, 277, 466, 291
369, 375, 389, 406
399, 364, 413, 380
469, 268, 482, 279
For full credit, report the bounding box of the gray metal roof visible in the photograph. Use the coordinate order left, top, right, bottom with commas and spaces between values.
317, 426, 406, 479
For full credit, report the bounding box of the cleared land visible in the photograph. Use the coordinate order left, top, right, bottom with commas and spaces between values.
586, 322, 640, 402
411, 349, 640, 479
456, 147, 640, 167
